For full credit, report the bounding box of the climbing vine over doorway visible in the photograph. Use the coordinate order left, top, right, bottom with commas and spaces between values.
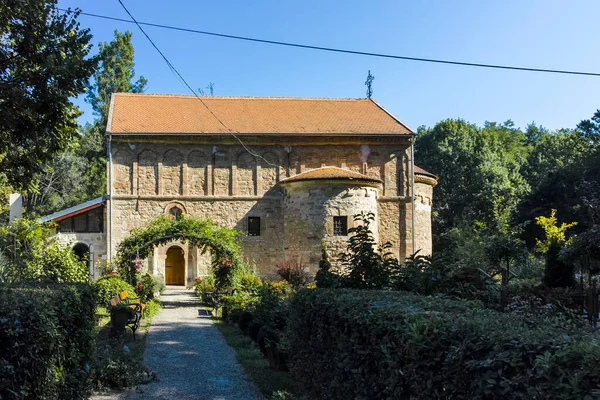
114, 215, 242, 290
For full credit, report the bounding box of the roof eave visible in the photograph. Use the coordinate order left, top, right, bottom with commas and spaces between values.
369, 98, 416, 134
109, 131, 413, 136
39, 196, 106, 223
106, 94, 116, 134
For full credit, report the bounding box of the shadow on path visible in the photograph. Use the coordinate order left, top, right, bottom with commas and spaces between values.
126, 287, 263, 400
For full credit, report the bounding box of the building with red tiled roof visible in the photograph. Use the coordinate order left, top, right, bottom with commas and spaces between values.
74, 93, 438, 283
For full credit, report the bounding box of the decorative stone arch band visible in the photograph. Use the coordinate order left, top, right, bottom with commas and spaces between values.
414, 166, 438, 187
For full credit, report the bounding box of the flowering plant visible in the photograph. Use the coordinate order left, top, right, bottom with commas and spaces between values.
133, 257, 144, 272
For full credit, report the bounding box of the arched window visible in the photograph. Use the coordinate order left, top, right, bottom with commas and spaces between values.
169, 206, 183, 220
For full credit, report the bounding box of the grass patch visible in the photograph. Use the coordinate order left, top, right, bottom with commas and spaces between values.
215, 319, 299, 398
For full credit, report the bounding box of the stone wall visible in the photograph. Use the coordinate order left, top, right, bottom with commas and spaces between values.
54, 232, 107, 278
282, 180, 380, 272
108, 140, 434, 274
110, 143, 411, 198
109, 196, 284, 276
414, 181, 434, 256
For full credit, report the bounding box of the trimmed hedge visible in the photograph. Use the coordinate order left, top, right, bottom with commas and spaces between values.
0, 282, 96, 399
287, 289, 600, 399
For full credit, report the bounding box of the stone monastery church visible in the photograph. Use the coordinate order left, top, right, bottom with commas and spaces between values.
42, 94, 437, 287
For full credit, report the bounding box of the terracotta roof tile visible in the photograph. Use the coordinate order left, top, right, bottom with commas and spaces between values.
280, 167, 382, 184
414, 165, 438, 180
107, 94, 413, 135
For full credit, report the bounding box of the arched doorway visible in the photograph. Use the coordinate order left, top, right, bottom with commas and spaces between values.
165, 246, 185, 285
72, 243, 90, 263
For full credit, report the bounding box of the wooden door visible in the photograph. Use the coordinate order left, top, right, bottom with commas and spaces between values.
165, 246, 185, 285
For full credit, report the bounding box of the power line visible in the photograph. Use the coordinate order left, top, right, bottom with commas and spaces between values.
61, 7, 600, 77
114, 1, 277, 167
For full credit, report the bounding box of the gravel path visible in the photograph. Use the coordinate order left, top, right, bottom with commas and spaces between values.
126, 287, 263, 400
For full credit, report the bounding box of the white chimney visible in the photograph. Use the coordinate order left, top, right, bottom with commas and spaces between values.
9, 194, 22, 222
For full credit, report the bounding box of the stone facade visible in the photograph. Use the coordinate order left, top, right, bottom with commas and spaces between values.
56, 231, 107, 278
108, 138, 436, 284
282, 179, 380, 272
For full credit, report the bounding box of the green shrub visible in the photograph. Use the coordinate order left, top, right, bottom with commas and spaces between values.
315, 240, 338, 288
233, 266, 262, 294
338, 212, 396, 289
392, 252, 449, 294
135, 273, 157, 300
94, 342, 154, 390
143, 298, 161, 320
94, 276, 135, 307
0, 282, 96, 399
287, 289, 598, 400
221, 290, 258, 319
194, 274, 216, 305
37, 242, 90, 283
0, 219, 89, 284
253, 280, 294, 329
152, 274, 166, 293
218, 264, 263, 318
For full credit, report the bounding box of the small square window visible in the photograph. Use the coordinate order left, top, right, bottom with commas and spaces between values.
333, 216, 348, 236
248, 217, 261, 236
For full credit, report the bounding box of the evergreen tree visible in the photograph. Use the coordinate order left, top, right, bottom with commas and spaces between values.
315, 240, 337, 288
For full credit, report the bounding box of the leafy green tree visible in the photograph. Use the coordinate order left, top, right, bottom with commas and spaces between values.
522, 126, 590, 186
0, 1, 96, 191
86, 30, 147, 129
485, 228, 528, 278
577, 109, 600, 145
534, 209, 577, 288
79, 30, 147, 206
535, 209, 577, 254
0, 218, 87, 283
415, 119, 480, 233
338, 212, 396, 289
517, 110, 600, 248
24, 123, 106, 216
25, 31, 148, 216
416, 119, 529, 248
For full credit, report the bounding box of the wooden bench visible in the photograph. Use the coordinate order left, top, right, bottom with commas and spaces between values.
109, 290, 146, 339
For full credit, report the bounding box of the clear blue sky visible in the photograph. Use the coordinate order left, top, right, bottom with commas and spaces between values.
58, 0, 600, 131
